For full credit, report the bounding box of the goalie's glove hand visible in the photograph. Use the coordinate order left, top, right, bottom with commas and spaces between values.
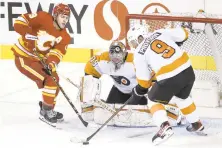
43, 62, 56, 75
129, 85, 148, 105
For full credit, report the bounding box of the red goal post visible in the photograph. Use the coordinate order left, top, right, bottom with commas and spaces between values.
125, 13, 222, 107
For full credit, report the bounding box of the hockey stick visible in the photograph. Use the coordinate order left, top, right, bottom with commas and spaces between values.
81, 96, 133, 144
33, 48, 89, 127
62, 75, 154, 129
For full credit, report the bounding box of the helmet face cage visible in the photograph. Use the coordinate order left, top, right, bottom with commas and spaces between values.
109, 41, 126, 71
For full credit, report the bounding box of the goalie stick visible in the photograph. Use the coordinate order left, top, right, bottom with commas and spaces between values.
33, 48, 89, 127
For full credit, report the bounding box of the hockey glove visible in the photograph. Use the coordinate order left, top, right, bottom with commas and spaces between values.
129, 85, 148, 105
43, 62, 56, 75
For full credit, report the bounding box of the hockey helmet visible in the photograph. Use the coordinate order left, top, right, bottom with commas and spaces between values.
109, 41, 127, 70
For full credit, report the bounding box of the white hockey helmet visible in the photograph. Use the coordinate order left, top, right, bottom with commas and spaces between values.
127, 24, 148, 48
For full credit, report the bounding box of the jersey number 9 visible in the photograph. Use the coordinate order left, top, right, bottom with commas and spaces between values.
151, 40, 175, 58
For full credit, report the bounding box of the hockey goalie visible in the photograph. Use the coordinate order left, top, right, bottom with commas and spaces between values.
79, 41, 186, 127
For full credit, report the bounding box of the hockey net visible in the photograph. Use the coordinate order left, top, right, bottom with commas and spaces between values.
126, 12, 222, 107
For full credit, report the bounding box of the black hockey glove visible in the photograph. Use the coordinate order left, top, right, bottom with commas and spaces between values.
42, 62, 56, 76
129, 85, 148, 105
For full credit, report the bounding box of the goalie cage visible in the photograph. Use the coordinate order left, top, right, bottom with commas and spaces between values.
125, 12, 222, 107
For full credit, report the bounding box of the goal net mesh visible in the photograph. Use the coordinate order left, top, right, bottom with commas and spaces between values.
127, 12, 222, 92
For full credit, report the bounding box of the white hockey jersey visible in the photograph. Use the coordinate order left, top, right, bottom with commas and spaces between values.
134, 27, 191, 88
85, 51, 137, 94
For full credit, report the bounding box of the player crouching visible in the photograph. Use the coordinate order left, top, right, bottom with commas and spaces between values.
79, 41, 186, 127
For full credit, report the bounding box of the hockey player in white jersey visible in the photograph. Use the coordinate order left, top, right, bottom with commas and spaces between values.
80, 41, 185, 127
127, 25, 205, 145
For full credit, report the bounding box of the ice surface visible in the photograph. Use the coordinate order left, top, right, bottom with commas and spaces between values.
1, 60, 222, 148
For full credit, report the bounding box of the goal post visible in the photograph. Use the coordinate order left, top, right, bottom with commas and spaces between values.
125, 13, 222, 107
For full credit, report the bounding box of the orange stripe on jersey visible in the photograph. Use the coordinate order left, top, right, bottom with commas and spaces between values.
22, 14, 29, 24
150, 104, 165, 115
137, 78, 152, 89
44, 86, 57, 90
13, 45, 30, 58
84, 60, 101, 78
42, 92, 56, 97
54, 49, 64, 57
18, 37, 32, 52
180, 102, 196, 115
182, 27, 189, 40
156, 52, 189, 77
19, 57, 44, 81
166, 111, 178, 120
14, 20, 28, 26
98, 51, 110, 61
125, 53, 134, 62
82, 106, 96, 113
48, 52, 62, 61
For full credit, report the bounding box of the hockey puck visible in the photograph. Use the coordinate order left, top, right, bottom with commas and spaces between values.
83, 141, 89, 145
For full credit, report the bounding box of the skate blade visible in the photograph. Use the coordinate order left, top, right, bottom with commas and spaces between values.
153, 130, 174, 146
39, 116, 56, 128
195, 131, 207, 136
188, 126, 207, 136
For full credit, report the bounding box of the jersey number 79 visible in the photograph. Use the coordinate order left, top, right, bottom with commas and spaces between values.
151, 40, 175, 58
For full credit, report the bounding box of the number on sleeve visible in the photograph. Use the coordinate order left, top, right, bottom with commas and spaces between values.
89, 56, 98, 67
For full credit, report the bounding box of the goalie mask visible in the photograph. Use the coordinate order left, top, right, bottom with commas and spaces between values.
109, 41, 127, 71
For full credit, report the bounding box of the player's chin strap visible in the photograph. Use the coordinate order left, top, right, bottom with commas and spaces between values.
53, 14, 62, 30
54, 20, 62, 30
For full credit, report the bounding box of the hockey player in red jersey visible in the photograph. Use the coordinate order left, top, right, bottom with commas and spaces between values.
11, 3, 71, 127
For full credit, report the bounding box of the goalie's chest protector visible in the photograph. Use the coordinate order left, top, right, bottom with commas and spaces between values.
98, 54, 137, 94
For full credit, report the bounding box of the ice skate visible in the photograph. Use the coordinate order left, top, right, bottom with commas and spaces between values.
152, 121, 174, 145
39, 101, 64, 122
186, 120, 207, 136
39, 103, 57, 127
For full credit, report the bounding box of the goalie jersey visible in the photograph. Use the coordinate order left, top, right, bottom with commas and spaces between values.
85, 51, 137, 94
134, 27, 191, 88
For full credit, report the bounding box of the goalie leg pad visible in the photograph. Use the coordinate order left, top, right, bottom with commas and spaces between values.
81, 75, 101, 103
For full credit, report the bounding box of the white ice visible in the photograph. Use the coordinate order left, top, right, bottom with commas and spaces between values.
1, 60, 222, 148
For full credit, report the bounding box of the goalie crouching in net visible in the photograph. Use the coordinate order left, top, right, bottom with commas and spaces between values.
80, 41, 185, 127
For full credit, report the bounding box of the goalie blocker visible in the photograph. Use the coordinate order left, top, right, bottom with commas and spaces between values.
79, 75, 186, 127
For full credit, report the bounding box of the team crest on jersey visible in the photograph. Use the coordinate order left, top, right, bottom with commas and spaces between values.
138, 32, 161, 55
110, 75, 130, 86
36, 30, 62, 51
